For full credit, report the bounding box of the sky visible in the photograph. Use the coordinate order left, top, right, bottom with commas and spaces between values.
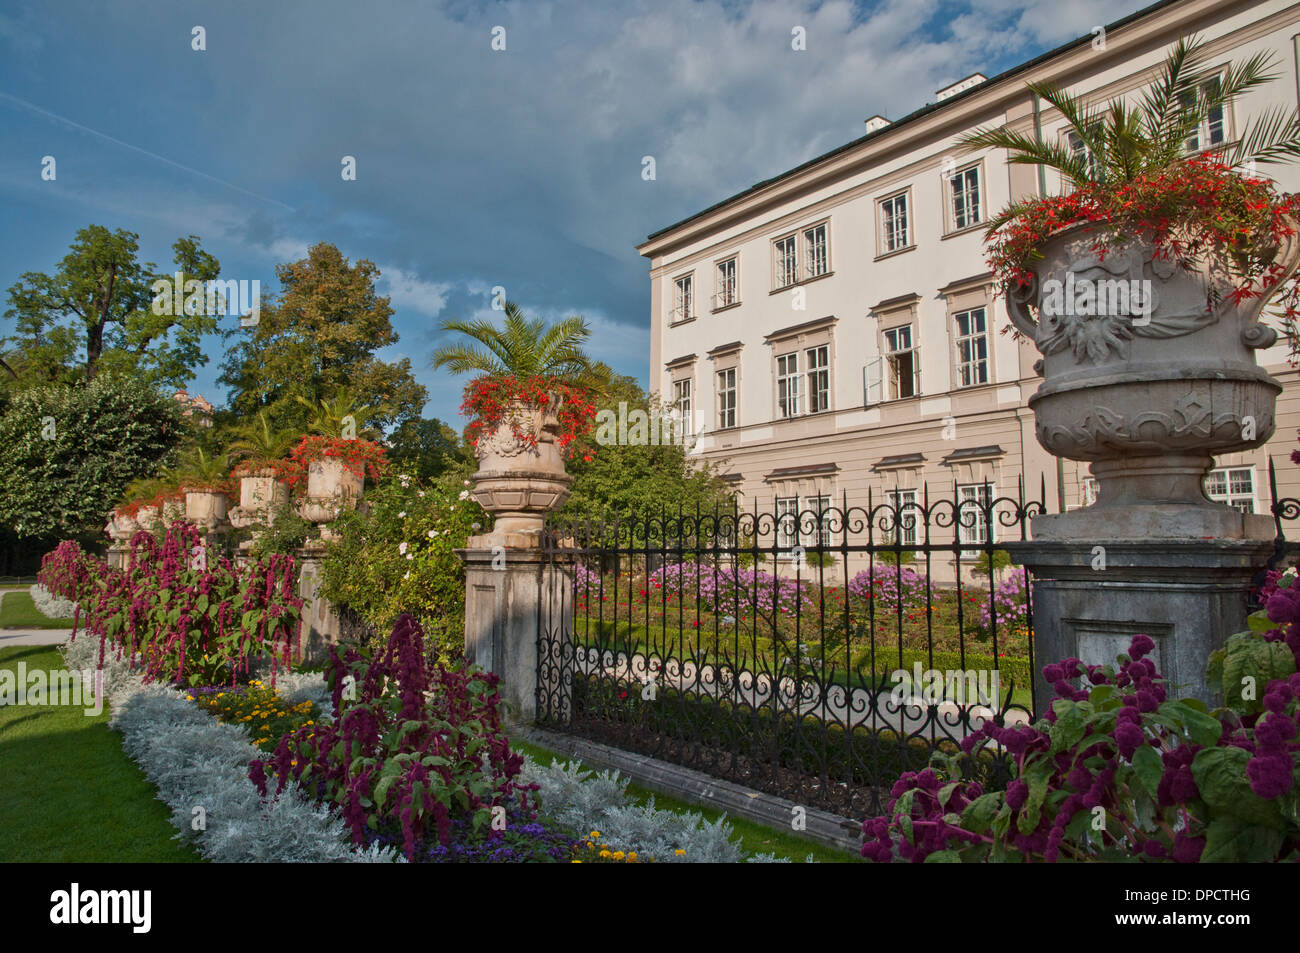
0, 0, 1144, 426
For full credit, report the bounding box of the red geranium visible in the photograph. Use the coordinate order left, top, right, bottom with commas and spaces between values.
460, 374, 598, 460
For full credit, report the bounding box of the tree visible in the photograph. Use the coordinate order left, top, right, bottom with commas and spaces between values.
961, 35, 1300, 228
3, 225, 221, 390
0, 373, 183, 561
386, 417, 475, 481
431, 300, 595, 386
561, 384, 735, 526
219, 242, 426, 434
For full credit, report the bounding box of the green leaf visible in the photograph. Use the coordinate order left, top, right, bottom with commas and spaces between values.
1130, 744, 1163, 798
1019, 767, 1050, 834
923, 850, 962, 862
1192, 746, 1286, 829
1201, 816, 1286, 862
960, 793, 1003, 834
1159, 701, 1223, 747
1050, 701, 1088, 753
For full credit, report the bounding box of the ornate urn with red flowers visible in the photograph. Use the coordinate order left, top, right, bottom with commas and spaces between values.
962, 36, 1300, 540
433, 302, 599, 546
290, 435, 387, 537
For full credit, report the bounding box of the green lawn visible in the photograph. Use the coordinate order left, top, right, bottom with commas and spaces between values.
510, 737, 860, 863
0, 645, 200, 862
0, 591, 75, 629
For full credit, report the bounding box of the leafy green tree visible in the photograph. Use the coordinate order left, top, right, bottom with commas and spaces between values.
3, 225, 221, 390
961, 35, 1300, 227
0, 373, 184, 551
387, 417, 475, 480
219, 242, 426, 434
561, 385, 735, 525
431, 300, 595, 386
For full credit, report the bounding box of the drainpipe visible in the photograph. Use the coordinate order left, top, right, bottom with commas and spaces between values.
1031, 89, 1068, 513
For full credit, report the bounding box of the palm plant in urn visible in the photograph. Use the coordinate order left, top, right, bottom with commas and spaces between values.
433, 300, 599, 545
961, 36, 1300, 539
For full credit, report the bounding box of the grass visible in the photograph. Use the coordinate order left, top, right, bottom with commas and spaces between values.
0, 591, 75, 629
0, 644, 201, 862
510, 736, 860, 863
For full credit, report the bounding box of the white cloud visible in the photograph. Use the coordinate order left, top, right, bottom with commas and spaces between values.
382, 266, 452, 318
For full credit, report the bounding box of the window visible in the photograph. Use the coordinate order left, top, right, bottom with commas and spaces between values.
880, 192, 910, 253
773, 222, 830, 289
808, 495, 833, 549
1064, 130, 1099, 187
948, 164, 982, 231
671, 378, 692, 436
773, 235, 799, 289
716, 368, 737, 430
1204, 466, 1256, 513
885, 488, 920, 547
777, 352, 801, 418
803, 223, 829, 280
671, 273, 694, 322
1181, 77, 1227, 155
776, 497, 800, 551
954, 307, 989, 387
1081, 475, 1099, 507
957, 482, 994, 556
883, 325, 919, 400
715, 257, 738, 309
806, 345, 830, 413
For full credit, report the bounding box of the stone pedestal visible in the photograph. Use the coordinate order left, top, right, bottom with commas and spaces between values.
458, 545, 573, 727
296, 544, 340, 665
1005, 539, 1271, 713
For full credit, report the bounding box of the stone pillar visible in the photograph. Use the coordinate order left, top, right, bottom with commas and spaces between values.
295, 543, 340, 665
459, 544, 573, 726
1005, 539, 1270, 711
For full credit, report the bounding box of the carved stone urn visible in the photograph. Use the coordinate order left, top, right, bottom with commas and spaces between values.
106, 511, 139, 542
1008, 223, 1300, 540
183, 488, 229, 533
228, 469, 289, 531
160, 497, 185, 528
296, 458, 364, 540
468, 398, 573, 547
135, 504, 160, 531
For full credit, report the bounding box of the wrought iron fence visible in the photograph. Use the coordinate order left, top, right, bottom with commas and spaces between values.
536, 479, 1045, 818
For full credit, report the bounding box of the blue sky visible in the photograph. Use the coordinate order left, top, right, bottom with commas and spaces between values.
0, 0, 1141, 425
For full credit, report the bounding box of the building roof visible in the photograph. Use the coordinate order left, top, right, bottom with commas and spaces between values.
639, 0, 1181, 247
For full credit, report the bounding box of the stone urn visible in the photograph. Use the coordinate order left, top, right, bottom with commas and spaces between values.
184, 488, 229, 532
468, 398, 574, 547
135, 504, 160, 531
1007, 223, 1300, 540
296, 457, 365, 539
160, 497, 185, 528
106, 511, 139, 542
228, 469, 289, 530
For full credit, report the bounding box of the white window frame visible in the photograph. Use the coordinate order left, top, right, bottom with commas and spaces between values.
1181, 76, 1228, 155
802, 222, 829, 280
954, 307, 989, 387
776, 496, 800, 551
671, 272, 694, 323
671, 378, 693, 436
716, 367, 737, 431
808, 494, 833, 550
715, 256, 739, 310
1063, 130, 1100, 189
885, 488, 920, 547
773, 234, 799, 290
883, 324, 919, 400
947, 163, 983, 232
879, 190, 910, 253
776, 351, 801, 418
805, 344, 830, 413
1204, 466, 1256, 513
1081, 475, 1099, 507
957, 482, 994, 557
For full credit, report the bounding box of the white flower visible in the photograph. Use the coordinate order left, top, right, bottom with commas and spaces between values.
426, 529, 437, 539
406, 553, 414, 561
458, 490, 470, 501
398, 541, 408, 555
417, 491, 425, 498
403, 571, 410, 580
463, 480, 471, 487
398, 511, 406, 518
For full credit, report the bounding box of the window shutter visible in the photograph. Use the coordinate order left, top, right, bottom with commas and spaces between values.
863, 357, 884, 407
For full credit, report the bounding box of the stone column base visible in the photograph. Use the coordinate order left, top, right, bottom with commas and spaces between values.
1003, 538, 1271, 714
457, 546, 573, 727
295, 544, 340, 666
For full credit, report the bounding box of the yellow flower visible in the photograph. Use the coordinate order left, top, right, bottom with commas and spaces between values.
185, 695, 194, 701
611, 851, 625, 861
599, 850, 611, 859
589, 830, 600, 838
571, 860, 582, 864
674, 849, 685, 856
626, 852, 637, 862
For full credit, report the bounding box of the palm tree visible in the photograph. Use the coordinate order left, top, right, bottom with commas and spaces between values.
431, 301, 595, 387
171, 446, 230, 490
227, 411, 300, 466
960, 34, 1300, 230
294, 388, 382, 440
